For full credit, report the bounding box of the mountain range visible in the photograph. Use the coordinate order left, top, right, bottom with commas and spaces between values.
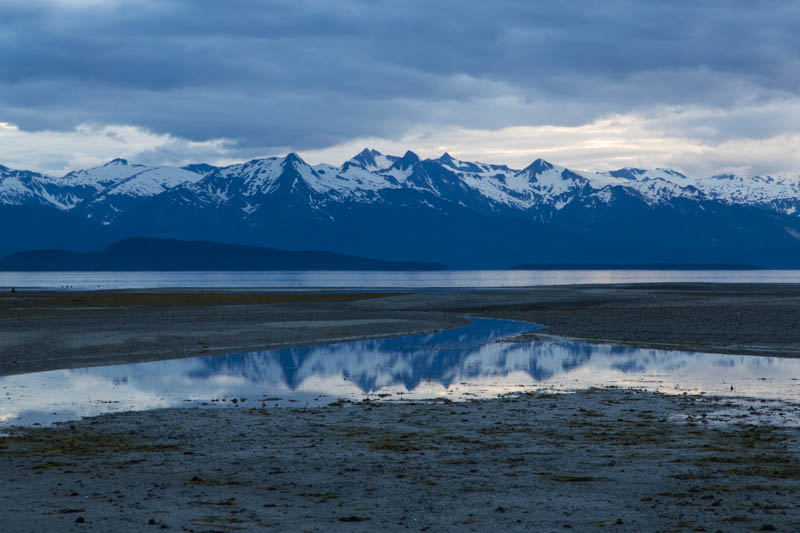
3, 149, 800, 267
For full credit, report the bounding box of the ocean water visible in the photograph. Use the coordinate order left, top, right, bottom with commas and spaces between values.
3, 318, 800, 429
1, 269, 799, 290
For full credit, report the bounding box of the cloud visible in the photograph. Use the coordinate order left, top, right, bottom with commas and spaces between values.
7, 100, 800, 179
302, 104, 800, 178
1, 1, 800, 172
0, 122, 233, 175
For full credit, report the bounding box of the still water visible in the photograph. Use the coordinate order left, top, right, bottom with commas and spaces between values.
1, 269, 800, 290
2, 318, 799, 429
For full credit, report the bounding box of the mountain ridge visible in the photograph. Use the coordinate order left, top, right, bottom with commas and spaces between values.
3, 149, 800, 267
5, 149, 800, 216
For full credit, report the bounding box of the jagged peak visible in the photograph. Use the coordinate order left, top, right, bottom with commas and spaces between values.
438, 152, 456, 164
283, 152, 306, 165
357, 147, 382, 158
390, 150, 420, 171
349, 148, 383, 167
522, 158, 555, 175
77, 157, 147, 171
402, 150, 419, 162
432, 152, 491, 175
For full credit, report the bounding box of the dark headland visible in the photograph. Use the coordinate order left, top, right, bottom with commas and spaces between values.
0, 237, 447, 271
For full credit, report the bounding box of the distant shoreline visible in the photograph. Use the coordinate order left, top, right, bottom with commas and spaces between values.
510, 263, 765, 270
0, 265, 775, 272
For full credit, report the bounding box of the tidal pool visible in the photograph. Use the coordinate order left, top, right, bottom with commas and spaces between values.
2, 317, 799, 429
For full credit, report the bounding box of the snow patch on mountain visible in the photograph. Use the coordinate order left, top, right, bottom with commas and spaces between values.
101, 167, 205, 196
59, 159, 149, 190
700, 174, 800, 204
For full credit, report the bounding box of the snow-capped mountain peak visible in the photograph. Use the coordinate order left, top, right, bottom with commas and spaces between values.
391, 150, 420, 171
350, 148, 379, 167
437, 152, 457, 166
105, 158, 133, 166
282, 152, 304, 166
61, 158, 151, 190
3, 150, 800, 227
522, 158, 555, 177
346, 148, 397, 172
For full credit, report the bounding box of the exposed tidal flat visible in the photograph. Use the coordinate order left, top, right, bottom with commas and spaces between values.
2, 284, 800, 530
3, 283, 800, 377
2, 390, 799, 531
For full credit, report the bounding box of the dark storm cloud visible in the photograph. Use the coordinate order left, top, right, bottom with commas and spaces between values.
2, 0, 799, 151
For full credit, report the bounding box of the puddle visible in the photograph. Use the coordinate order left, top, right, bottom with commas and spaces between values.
2, 317, 800, 429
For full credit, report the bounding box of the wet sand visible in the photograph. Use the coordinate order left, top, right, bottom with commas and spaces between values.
2, 389, 799, 531
2, 283, 800, 377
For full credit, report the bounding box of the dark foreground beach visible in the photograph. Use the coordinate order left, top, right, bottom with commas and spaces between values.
2, 389, 799, 531
2, 284, 800, 531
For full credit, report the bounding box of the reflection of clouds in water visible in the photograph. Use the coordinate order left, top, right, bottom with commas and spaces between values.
0, 370, 174, 426
2, 317, 800, 429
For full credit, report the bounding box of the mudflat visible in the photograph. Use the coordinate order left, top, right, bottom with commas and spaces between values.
2, 389, 798, 531
0, 291, 467, 376
2, 283, 800, 376
365, 282, 800, 357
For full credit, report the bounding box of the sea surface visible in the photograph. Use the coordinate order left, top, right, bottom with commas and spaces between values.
1, 269, 800, 290
2, 318, 799, 430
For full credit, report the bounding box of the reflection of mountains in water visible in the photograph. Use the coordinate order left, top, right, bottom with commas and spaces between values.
83, 317, 788, 396
186, 318, 535, 392
180, 319, 652, 393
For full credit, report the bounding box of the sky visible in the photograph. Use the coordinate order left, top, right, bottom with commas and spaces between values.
3, 0, 800, 176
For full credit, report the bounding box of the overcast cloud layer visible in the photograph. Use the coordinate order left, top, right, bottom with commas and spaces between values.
2, 0, 800, 176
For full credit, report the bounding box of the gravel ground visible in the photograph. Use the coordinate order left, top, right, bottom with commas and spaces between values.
1, 389, 799, 532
